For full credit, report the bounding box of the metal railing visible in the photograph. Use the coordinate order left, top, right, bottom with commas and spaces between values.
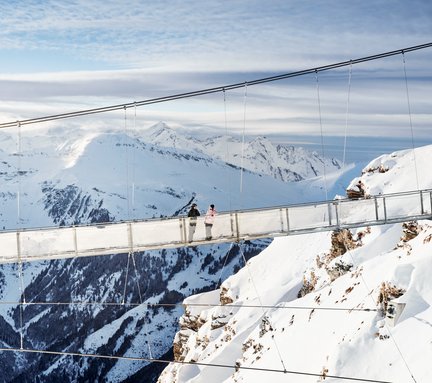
1, 189, 431, 264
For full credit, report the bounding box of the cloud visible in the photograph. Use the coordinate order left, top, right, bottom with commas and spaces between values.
0, 0, 431, 72
0, 1, 431, 139
0, 60, 430, 139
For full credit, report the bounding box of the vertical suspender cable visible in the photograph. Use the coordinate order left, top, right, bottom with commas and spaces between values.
341, 235, 418, 382
223, 89, 232, 211
239, 83, 248, 197
16, 122, 21, 226
342, 63, 352, 168
124, 106, 131, 220
132, 103, 137, 219
239, 243, 287, 373
121, 253, 131, 305
131, 252, 153, 358
402, 52, 420, 191
16, 121, 26, 349
315, 71, 328, 200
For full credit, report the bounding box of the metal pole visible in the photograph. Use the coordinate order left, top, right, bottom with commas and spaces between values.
279, 208, 284, 232
420, 190, 424, 215
374, 196, 379, 221
285, 208, 290, 233
327, 202, 332, 226
235, 213, 240, 241
127, 223, 134, 254
334, 202, 340, 228
383, 197, 387, 223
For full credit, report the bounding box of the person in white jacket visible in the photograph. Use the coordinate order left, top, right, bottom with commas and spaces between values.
204, 204, 216, 240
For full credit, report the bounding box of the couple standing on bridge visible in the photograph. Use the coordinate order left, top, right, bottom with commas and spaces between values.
188, 203, 216, 242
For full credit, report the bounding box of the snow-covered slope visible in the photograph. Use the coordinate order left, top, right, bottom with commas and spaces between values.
141, 122, 342, 182
0, 123, 348, 382
159, 145, 432, 383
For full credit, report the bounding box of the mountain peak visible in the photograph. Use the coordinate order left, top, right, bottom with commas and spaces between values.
142, 121, 183, 148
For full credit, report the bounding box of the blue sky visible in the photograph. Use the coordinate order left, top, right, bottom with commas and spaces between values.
0, 0, 431, 139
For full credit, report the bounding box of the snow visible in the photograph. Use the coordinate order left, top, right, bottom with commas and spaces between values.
159, 143, 432, 383
0, 119, 430, 382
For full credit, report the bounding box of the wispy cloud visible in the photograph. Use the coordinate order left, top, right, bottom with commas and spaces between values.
0, 0, 431, 72
0, 1, 431, 138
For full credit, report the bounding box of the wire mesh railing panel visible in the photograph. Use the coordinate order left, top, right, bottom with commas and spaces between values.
76, 223, 129, 254
338, 198, 379, 226
287, 204, 331, 230
237, 209, 285, 238
421, 191, 432, 215
384, 193, 424, 219
0, 232, 19, 262
194, 214, 237, 242
20, 227, 76, 261
132, 219, 183, 248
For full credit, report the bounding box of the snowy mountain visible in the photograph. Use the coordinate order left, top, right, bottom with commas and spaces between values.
141, 122, 342, 182
0, 123, 347, 382
158, 145, 432, 383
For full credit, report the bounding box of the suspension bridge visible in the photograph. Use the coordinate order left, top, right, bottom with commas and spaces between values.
1, 188, 430, 264
0, 42, 429, 265
0, 43, 431, 383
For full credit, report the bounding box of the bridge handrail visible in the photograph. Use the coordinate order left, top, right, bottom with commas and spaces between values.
0, 188, 430, 264
4, 188, 432, 234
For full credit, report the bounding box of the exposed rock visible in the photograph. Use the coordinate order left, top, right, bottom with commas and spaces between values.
173, 330, 192, 361
377, 282, 405, 315
220, 286, 234, 305
297, 271, 318, 298
362, 164, 389, 174
401, 221, 420, 242
327, 261, 353, 282
328, 229, 357, 260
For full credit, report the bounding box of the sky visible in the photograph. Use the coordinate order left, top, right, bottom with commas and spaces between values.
0, 0, 431, 140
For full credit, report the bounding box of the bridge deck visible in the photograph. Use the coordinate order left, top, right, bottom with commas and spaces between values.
2, 189, 431, 264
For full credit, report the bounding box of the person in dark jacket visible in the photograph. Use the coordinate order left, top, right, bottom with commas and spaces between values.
187, 203, 200, 242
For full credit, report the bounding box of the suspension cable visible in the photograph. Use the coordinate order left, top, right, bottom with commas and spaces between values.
132, 102, 137, 219
0, 299, 378, 312
402, 52, 420, 191
315, 71, 328, 200
130, 251, 153, 358
121, 252, 131, 305
0, 346, 393, 383
342, 62, 353, 168
340, 229, 417, 383
239, 82, 248, 196
16, 121, 26, 350
16, 122, 21, 227
223, 88, 232, 212
216, 243, 233, 288
124, 106, 131, 220
239, 242, 288, 373
0, 43, 431, 129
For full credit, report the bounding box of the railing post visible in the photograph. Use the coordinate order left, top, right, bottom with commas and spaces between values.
16, 231, 21, 264
230, 213, 235, 239
235, 212, 240, 241
334, 201, 340, 228
73, 226, 78, 258
420, 190, 424, 215
127, 222, 134, 254
180, 217, 187, 244
430, 191, 432, 215
285, 208, 290, 233
383, 196, 387, 223
279, 208, 284, 232
374, 196, 379, 221
327, 202, 332, 226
